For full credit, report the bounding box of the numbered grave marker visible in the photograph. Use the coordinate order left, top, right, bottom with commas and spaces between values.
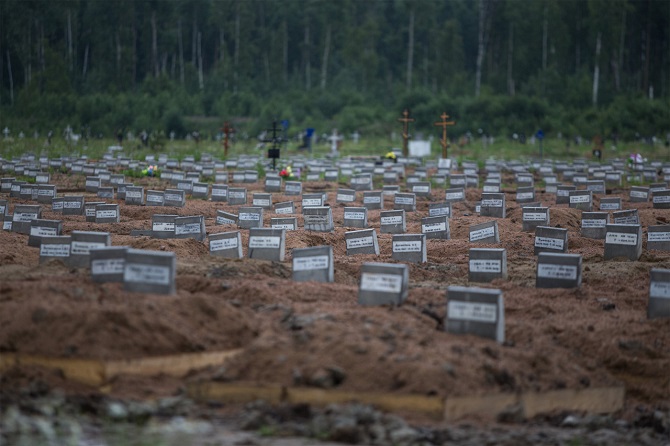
586, 180, 606, 195
429, 202, 451, 218
85, 176, 101, 193
39, 235, 71, 264
536, 252, 582, 288
125, 186, 144, 206
581, 212, 609, 239
116, 183, 132, 200
123, 249, 176, 295
446, 286, 504, 343
68, 231, 111, 268
421, 215, 450, 240
274, 201, 295, 215
515, 186, 535, 204
271, 217, 297, 230
90, 246, 128, 283
164, 189, 186, 207
247, 228, 285, 261
343, 207, 368, 228
568, 190, 592, 211
358, 263, 408, 306
292, 246, 334, 283
174, 215, 206, 241
345, 229, 379, 256
412, 181, 431, 198
303, 206, 334, 232
647, 225, 670, 251
214, 210, 237, 226
604, 224, 642, 261
469, 221, 499, 244
238, 206, 264, 229
191, 182, 209, 199
151, 214, 178, 239
336, 188, 356, 204
251, 192, 273, 210
284, 181, 302, 196
469, 248, 507, 283
629, 186, 649, 203
534, 226, 568, 254
445, 188, 465, 203
599, 197, 621, 211
227, 187, 248, 205
391, 234, 427, 263
265, 174, 282, 193
95, 204, 120, 224
363, 191, 383, 210
211, 184, 229, 202
96, 187, 114, 200
480, 193, 506, 218
380, 209, 406, 234
28, 219, 62, 247
0, 199, 7, 216
209, 231, 243, 258
146, 190, 165, 206
652, 189, 670, 209
301, 193, 323, 209
522, 207, 550, 232
613, 209, 639, 225
648, 268, 670, 319
350, 174, 373, 191
556, 184, 576, 205
12, 204, 42, 234
393, 192, 416, 212
84, 202, 105, 222
37, 185, 57, 204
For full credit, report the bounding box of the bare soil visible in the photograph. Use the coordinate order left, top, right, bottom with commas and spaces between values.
1, 171, 669, 422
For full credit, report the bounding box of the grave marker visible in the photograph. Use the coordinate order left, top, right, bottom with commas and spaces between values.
215, 210, 238, 226
152, 214, 178, 239
480, 193, 506, 218
336, 188, 356, 204
343, 207, 368, 228
123, 249, 176, 295
274, 201, 295, 215
271, 217, 297, 230
303, 206, 334, 232
412, 181, 431, 197
469, 221, 499, 244
445, 188, 465, 203
648, 268, 670, 319
652, 189, 670, 209
556, 184, 576, 204
164, 189, 186, 207
28, 219, 62, 247
37, 185, 57, 204
0, 199, 6, 216
380, 209, 406, 234
612, 209, 639, 225
292, 246, 334, 283
85, 176, 101, 193
629, 186, 649, 203
599, 197, 621, 211
284, 181, 303, 196
522, 207, 550, 232
604, 224, 642, 261
350, 173, 373, 191
90, 247, 127, 283
393, 192, 416, 212
238, 206, 264, 229
227, 187, 248, 205
146, 190, 165, 206
84, 201, 105, 222
125, 186, 144, 205
429, 202, 451, 218
116, 183, 132, 200
68, 231, 111, 268
95, 204, 120, 224
515, 186, 535, 204
581, 212, 609, 239
446, 286, 504, 343
568, 190, 593, 211
191, 182, 209, 199
345, 229, 380, 255
534, 226, 568, 254
469, 248, 507, 283
358, 263, 408, 305
12, 204, 42, 234
536, 252, 582, 288
39, 235, 71, 264
209, 231, 243, 258
421, 215, 450, 239
174, 215, 206, 241
265, 174, 282, 193
363, 191, 383, 210
248, 228, 285, 261
392, 233, 427, 263
301, 193, 324, 209
647, 225, 670, 251
252, 193, 273, 210
211, 184, 229, 202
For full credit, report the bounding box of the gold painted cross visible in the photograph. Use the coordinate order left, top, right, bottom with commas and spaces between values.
397, 109, 415, 157
433, 112, 455, 159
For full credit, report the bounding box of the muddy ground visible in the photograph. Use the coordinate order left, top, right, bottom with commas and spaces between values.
0, 169, 669, 443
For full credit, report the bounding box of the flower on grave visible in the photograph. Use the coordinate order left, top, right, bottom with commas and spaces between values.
385, 151, 397, 160
142, 165, 158, 177
279, 165, 294, 179
628, 153, 644, 165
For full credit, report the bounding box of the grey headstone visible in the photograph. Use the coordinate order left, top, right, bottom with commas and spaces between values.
39, 235, 71, 264
445, 188, 465, 203
238, 206, 264, 229
324, 169, 339, 182
392, 233, 427, 263
274, 201, 295, 215
211, 184, 228, 202
393, 193, 416, 212
227, 187, 248, 205
37, 185, 57, 204
215, 210, 238, 225
19, 183, 36, 201
446, 286, 504, 343
303, 206, 334, 232
175, 179, 194, 194
534, 226, 568, 254
292, 246, 334, 283
146, 190, 165, 206
0, 200, 7, 216
586, 180, 606, 195
301, 193, 324, 209
568, 190, 592, 211
469, 221, 499, 244
85, 176, 101, 193
648, 268, 670, 319
522, 207, 550, 232
28, 219, 62, 247
482, 181, 501, 193
68, 231, 111, 268
336, 188, 356, 204
536, 252, 582, 288
382, 185, 400, 196
380, 209, 406, 234
599, 197, 621, 211
350, 174, 373, 191
556, 184, 576, 204
468, 248, 507, 283
515, 186, 535, 203
429, 202, 451, 218
116, 183, 132, 200
604, 224, 642, 261
449, 174, 465, 188
421, 215, 450, 239
252, 193, 273, 210
271, 217, 297, 230
411, 181, 431, 198
345, 229, 380, 255
123, 249, 176, 295
284, 181, 302, 196
629, 186, 649, 203
343, 207, 368, 228
383, 171, 399, 184
84, 201, 105, 222
164, 189, 186, 207
9, 181, 25, 198
191, 182, 209, 199
363, 191, 383, 210
174, 215, 206, 241
647, 225, 670, 251
125, 186, 144, 205
358, 263, 408, 306
95, 204, 120, 223
613, 209, 639, 225
581, 212, 610, 239
1, 177, 15, 193
652, 189, 670, 209
248, 228, 285, 261
265, 175, 282, 193
480, 193, 505, 218
209, 231, 243, 258
12, 205, 42, 234
62, 196, 84, 215
90, 246, 128, 283
152, 214, 178, 239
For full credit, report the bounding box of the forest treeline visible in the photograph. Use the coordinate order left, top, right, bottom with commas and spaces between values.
0, 0, 668, 141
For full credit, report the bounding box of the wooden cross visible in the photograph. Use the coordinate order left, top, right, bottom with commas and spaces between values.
221, 121, 235, 158
397, 109, 415, 157
433, 112, 456, 159
262, 119, 284, 170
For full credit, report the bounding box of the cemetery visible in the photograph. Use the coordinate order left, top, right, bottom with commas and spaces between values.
0, 132, 669, 445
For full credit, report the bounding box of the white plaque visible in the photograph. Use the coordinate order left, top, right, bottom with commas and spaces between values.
30, 226, 57, 237
381, 216, 403, 225
239, 213, 260, 221
448, 301, 497, 323
92, 259, 124, 275
71, 241, 106, 255
364, 196, 381, 203
210, 237, 238, 251
40, 244, 70, 257
153, 222, 174, 232
538, 264, 577, 280
630, 190, 647, 198
63, 201, 81, 209
124, 264, 170, 285
96, 210, 118, 219
165, 193, 182, 202
346, 236, 373, 249
360, 273, 402, 293
648, 232, 670, 242
469, 259, 501, 273
523, 212, 547, 221
650, 282, 670, 299
535, 236, 564, 250
423, 222, 446, 232
275, 206, 293, 214
606, 232, 638, 245
302, 198, 321, 207
175, 223, 201, 235
253, 199, 271, 206
249, 236, 280, 248
470, 226, 495, 242
392, 241, 422, 252
569, 194, 590, 203
582, 219, 607, 228
293, 255, 330, 271
344, 212, 365, 220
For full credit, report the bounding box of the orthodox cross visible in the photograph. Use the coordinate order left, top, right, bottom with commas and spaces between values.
262, 119, 285, 170
221, 121, 235, 158
397, 109, 415, 157
433, 112, 456, 159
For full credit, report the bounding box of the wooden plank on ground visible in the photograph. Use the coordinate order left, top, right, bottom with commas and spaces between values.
188, 382, 284, 405
522, 387, 625, 417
